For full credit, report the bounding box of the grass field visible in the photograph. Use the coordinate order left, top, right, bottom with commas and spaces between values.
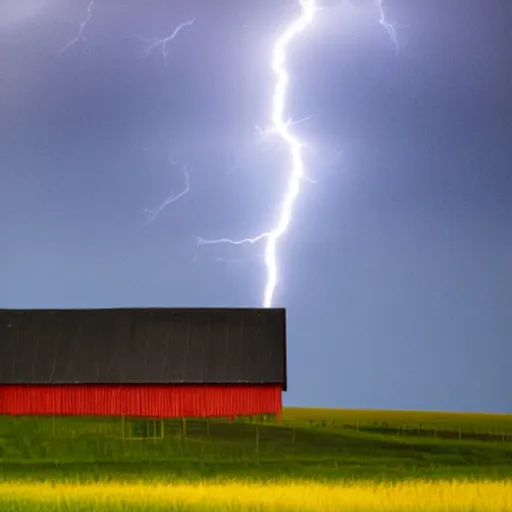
1, 407, 512, 510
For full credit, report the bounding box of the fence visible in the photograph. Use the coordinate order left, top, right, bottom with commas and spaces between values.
33, 415, 295, 451
303, 419, 512, 443
3, 414, 511, 451
48, 414, 512, 444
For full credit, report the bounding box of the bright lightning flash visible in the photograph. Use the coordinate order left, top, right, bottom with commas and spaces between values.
262, 0, 318, 308
137, 18, 195, 66
53, 0, 398, 309
59, 0, 95, 56
197, 0, 318, 308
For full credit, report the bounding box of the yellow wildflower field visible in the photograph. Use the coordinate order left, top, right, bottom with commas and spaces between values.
0, 479, 511, 511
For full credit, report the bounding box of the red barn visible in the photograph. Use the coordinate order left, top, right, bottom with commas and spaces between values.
0, 308, 286, 420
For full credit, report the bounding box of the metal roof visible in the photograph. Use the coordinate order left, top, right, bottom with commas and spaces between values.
0, 308, 286, 389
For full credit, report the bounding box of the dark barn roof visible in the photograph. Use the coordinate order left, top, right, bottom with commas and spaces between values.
0, 308, 286, 390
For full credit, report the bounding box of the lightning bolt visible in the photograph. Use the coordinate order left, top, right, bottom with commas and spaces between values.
138, 18, 196, 226
134, 1, 397, 308
59, 0, 95, 56
196, 233, 270, 247
197, 0, 318, 308
196, 0, 399, 308
376, 0, 399, 54
137, 18, 195, 66
261, 0, 318, 308
143, 156, 190, 226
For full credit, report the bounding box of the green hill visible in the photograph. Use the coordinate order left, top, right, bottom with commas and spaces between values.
1, 407, 512, 483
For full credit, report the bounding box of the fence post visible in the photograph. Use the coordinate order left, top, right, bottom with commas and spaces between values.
206, 418, 211, 438
255, 425, 260, 452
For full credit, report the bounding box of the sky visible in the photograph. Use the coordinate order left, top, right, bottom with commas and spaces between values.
1, 0, 511, 414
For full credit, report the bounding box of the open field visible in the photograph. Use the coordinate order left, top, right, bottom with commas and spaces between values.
1, 407, 512, 510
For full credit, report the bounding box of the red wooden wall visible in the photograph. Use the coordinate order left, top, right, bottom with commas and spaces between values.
0, 384, 282, 419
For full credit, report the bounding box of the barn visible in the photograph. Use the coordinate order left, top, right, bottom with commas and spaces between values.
0, 307, 286, 421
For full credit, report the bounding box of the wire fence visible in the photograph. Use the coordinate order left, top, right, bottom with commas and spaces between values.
2, 414, 512, 450
302, 418, 512, 443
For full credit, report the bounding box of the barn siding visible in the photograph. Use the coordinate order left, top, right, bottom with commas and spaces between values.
0, 384, 282, 418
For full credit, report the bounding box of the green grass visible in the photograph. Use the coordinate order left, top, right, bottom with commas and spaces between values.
1, 408, 512, 483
